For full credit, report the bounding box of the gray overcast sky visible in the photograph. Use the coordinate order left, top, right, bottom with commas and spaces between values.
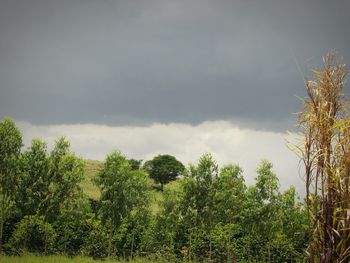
1, 0, 349, 131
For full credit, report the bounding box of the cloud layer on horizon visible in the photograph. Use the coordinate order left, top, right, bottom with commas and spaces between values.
18, 120, 304, 195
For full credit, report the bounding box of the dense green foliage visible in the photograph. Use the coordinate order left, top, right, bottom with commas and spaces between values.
0, 119, 23, 252
0, 254, 168, 263
0, 118, 309, 262
7, 215, 56, 254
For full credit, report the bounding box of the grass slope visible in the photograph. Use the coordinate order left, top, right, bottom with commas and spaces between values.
81, 160, 103, 200
80, 160, 182, 214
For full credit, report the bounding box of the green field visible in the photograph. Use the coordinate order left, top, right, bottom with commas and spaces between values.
0, 255, 168, 263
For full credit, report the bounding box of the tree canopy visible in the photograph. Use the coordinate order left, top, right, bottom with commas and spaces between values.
144, 154, 185, 190
0, 118, 23, 252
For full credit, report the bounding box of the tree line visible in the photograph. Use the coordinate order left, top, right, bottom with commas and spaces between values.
0, 118, 309, 262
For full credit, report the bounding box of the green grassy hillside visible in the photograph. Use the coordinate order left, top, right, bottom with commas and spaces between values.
81, 160, 103, 200
81, 160, 182, 214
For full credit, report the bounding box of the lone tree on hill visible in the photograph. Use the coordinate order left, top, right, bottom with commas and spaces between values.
144, 154, 185, 191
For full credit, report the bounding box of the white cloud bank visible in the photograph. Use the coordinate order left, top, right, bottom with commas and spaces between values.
17, 120, 305, 195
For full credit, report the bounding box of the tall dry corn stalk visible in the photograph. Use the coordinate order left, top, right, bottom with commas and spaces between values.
294, 53, 350, 262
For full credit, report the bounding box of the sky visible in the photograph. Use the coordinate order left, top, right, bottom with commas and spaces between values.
1, 0, 350, 194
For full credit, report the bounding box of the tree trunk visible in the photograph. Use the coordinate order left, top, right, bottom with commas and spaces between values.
0, 219, 3, 253
130, 233, 134, 259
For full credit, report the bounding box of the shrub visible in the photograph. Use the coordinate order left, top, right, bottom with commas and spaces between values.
7, 215, 56, 254
54, 198, 93, 255
81, 218, 110, 259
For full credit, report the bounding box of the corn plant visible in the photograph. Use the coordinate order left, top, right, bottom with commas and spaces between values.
293, 53, 350, 262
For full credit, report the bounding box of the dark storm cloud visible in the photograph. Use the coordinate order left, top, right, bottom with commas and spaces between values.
0, 0, 349, 131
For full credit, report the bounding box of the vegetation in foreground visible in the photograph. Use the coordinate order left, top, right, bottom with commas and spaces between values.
291, 54, 350, 261
0, 254, 167, 263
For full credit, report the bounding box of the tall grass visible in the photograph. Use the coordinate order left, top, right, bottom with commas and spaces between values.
292, 53, 350, 262
0, 255, 168, 263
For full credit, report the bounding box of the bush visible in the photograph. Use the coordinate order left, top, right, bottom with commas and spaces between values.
7, 215, 56, 254
54, 198, 93, 255
267, 233, 306, 262
81, 218, 110, 259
